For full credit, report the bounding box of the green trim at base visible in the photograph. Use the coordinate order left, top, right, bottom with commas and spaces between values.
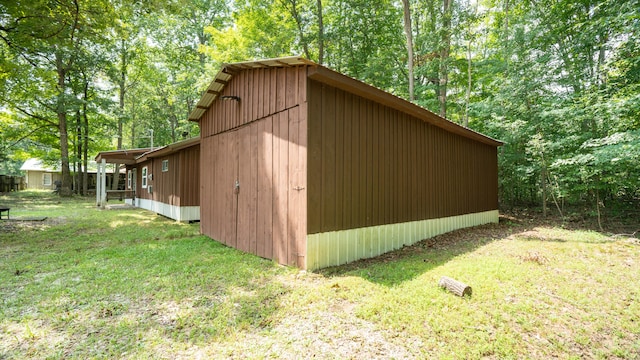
306, 210, 499, 271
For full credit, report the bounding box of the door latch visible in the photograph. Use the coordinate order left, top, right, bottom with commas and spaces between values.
234, 180, 240, 194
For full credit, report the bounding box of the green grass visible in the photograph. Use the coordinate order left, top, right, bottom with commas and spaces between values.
1, 191, 639, 359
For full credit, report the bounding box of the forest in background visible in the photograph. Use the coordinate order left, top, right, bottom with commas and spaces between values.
1, 0, 639, 220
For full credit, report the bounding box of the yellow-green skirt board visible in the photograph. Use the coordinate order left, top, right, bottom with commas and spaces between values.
306, 210, 499, 271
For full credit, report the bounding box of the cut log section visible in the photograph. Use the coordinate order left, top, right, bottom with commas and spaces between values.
438, 276, 472, 297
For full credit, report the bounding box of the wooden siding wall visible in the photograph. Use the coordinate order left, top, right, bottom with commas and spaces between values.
200, 66, 307, 137
199, 66, 308, 268
132, 144, 200, 206
177, 145, 200, 206
307, 80, 498, 235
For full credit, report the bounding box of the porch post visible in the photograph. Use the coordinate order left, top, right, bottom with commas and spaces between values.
96, 162, 102, 206
100, 159, 107, 208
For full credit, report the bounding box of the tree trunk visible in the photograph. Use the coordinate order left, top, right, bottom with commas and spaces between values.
75, 110, 82, 195
542, 162, 547, 217
82, 79, 89, 196
130, 106, 136, 148
56, 55, 72, 197
113, 38, 127, 191
464, 0, 477, 127
402, 0, 415, 102
439, 0, 452, 118
317, 0, 324, 64
286, 0, 311, 60
465, 39, 472, 127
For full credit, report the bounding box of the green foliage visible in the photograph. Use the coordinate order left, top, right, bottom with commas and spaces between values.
1, 0, 639, 210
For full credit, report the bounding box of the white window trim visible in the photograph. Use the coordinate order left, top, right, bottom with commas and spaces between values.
162, 159, 169, 172
43, 173, 52, 186
141, 166, 148, 189
127, 170, 132, 189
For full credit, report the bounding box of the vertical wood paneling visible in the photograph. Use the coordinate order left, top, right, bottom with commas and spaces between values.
358, 97, 367, 228
382, 107, 391, 225
273, 111, 289, 264
288, 106, 302, 266
237, 125, 252, 253
227, 131, 239, 247
257, 115, 273, 259
411, 118, 419, 220
334, 89, 344, 231
286, 67, 297, 109
343, 93, 352, 230
371, 103, 380, 227
249, 122, 258, 254
299, 66, 307, 103
307, 80, 322, 234
390, 109, 398, 224
252, 70, 260, 124
349, 95, 360, 228
277, 68, 286, 111
365, 100, 373, 226
257, 68, 265, 120
306, 79, 499, 235
241, 71, 248, 126
321, 85, 336, 231
294, 102, 308, 267
269, 68, 277, 115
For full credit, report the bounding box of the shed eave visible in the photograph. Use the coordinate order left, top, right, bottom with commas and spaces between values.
95, 148, 152, 164
135, 137, 200, 162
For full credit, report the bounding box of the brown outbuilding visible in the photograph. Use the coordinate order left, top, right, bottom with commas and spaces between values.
190, 56, 502, 271
95, 137, 200, 222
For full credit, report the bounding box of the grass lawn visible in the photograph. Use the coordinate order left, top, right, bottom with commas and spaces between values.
1, 191, 639, 359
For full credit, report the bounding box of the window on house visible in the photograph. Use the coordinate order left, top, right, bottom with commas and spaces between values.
162, 160, 169, 172
141, 166, 148, 188
43, 173, 52, 186
127, 170, 132, 189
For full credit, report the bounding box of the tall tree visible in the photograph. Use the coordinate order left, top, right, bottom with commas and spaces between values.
1, 0, 112, 196
402, 0, 415, 101
438, 0, 452, 118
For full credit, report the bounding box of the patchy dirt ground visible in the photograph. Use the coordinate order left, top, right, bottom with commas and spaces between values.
0, 218, 66, 233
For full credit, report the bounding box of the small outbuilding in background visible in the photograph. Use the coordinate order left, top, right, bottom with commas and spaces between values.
95, 137, 200, 222
190, 56, 502, 271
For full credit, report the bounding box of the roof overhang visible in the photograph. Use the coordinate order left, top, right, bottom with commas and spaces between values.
135, 137, 200, 162
95, 148, 152, 165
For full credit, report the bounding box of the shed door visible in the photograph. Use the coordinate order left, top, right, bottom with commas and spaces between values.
210, 130, 238, 248
213, 125, 254, 253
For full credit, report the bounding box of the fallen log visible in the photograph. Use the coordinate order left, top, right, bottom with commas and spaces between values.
438, 276, 472, 297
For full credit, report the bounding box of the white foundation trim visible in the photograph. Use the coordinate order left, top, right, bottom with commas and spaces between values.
306, 210, 499, 271
135, 198, 200, 222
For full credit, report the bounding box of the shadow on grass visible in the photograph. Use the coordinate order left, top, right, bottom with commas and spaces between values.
316, 229, 502, 287
316, 213, 623, 287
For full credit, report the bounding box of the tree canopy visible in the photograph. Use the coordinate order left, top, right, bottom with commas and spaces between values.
1, 0, 638, 216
